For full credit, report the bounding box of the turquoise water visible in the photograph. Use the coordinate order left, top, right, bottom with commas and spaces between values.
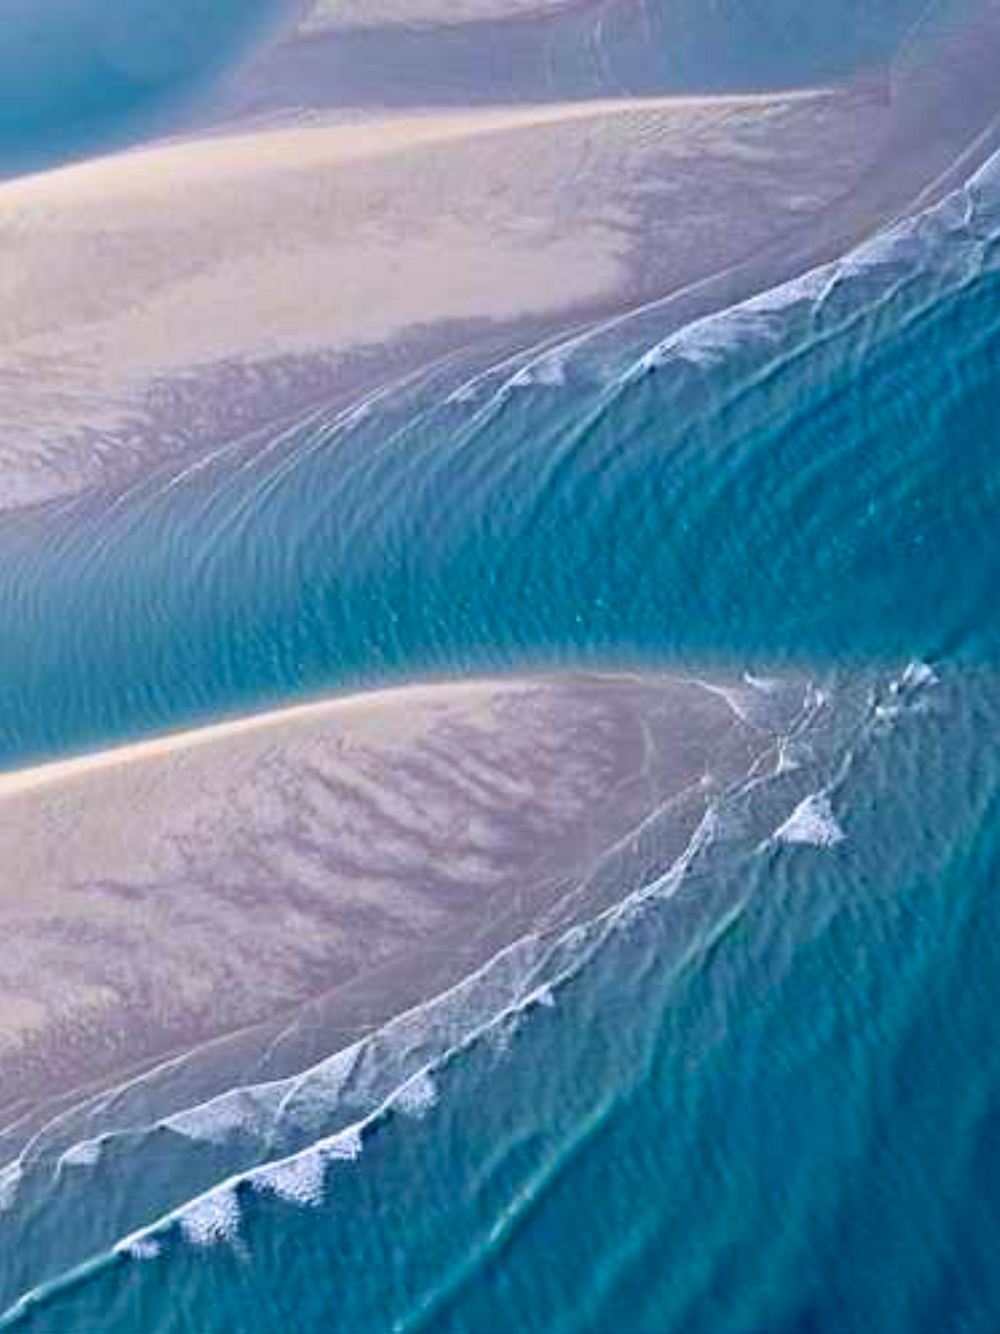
0, 0, 290, 177
5, 3, 1000, 1332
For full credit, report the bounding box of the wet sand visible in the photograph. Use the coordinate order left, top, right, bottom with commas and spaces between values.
0, 673, 774, 1152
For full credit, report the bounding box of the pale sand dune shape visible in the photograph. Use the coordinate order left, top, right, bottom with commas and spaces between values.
0, 91, 834, 377
0, 86, 877, 505
0, 674, 764, 1131
0, 678, 511, 799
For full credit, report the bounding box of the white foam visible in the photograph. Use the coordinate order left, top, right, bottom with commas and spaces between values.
509, 348, 572, 388
0, 1161, 23, 1214
393, 1070, 439, 1119
901, 660, 939, 691
58, 1138, 103, 1170
176, 1183, 243, 1248
325, 1123, 365, 1163
873, 702, 903, 732
165, 1086, 280, 1146
111, 1121, 367, 1263
618, 132, 1000, 408
445, 381, 481, 404
483, 981, 558, 1043
116, 1234, 163, 1262
773, 794, 846, 849
775, 738, 808, 775
805, 683, 832, 709
252, 1147, 328, 1208
743, 672, 784, 695
249, 1121, 364, 1205
698, 682, 766, 729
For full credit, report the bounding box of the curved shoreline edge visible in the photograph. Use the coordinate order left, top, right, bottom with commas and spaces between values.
0, 671, 782, 1145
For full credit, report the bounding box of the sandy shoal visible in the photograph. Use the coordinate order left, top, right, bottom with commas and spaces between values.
0, 672, 772, 1142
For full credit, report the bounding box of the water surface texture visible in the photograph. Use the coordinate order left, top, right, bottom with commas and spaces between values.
0, 0, 291, 176
3, 3, 1000, 1333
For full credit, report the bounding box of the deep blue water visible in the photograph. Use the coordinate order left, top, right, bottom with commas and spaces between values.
4, 3, 1000, 1333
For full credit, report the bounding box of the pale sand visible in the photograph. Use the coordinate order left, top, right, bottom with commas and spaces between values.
2, 1, 997, 515
0, 90, 833, 375
0, 86, 878, 507
0, 673, 773, 1147
0, 678, 517, 800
